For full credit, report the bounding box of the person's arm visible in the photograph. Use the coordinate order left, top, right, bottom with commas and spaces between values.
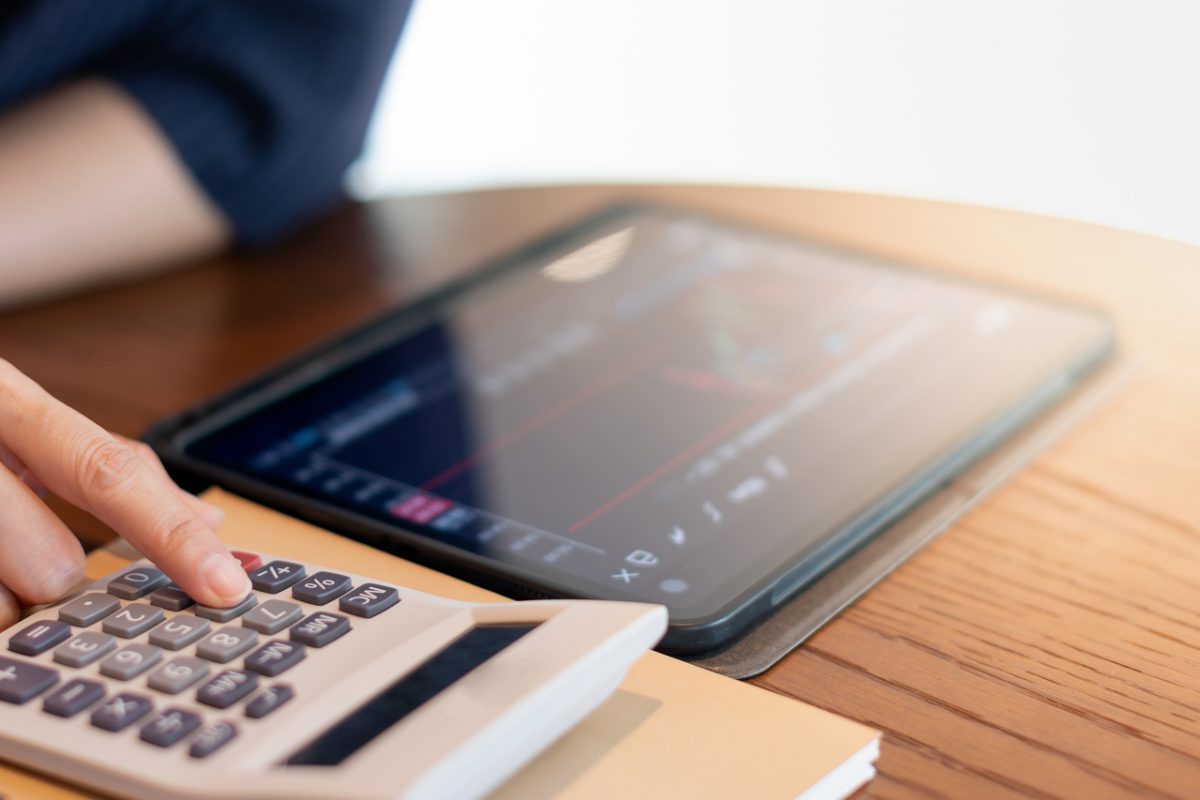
0, 79, 230, 307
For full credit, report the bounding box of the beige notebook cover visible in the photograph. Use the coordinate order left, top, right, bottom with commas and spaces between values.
1, 490, 879, 800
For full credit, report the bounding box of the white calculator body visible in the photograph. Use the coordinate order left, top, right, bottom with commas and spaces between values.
0, 551, 667, 799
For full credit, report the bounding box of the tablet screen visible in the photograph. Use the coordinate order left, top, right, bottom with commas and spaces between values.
181, 206, 1112, 627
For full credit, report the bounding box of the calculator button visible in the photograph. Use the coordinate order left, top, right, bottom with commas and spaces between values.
339, 583, 400, 618
91, 692, 153, 732
189, 721, 238, 759
249, 561, 306, 593
8, 619, 72, 656
147, 657, 210, 695
102, 603, 165, 638
140, 708, 202, 748
149, 614, 211, 650
242, 600, 303, 634
245, 640, 305, 677
197, 669, 258, 709
232, 551, 263, 572
59, 593, 120, 627
292, 571, 352, 605
195, 593, 258, 623
197, 627, 258, 663
289, 612, 350, 648
245, 684, 294, 719
54, 631, 118, 668
0, 656, 59, 704
107, 567, 169, 600
43, 678, 105, 718
100, 643, 163, 681
149, 583, 196, 612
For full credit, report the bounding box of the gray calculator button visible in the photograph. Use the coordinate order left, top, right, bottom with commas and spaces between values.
195, 593, 258, 623
59, 593, 120, 626
140, 708, 202, 748
291, 571, 352, 605
43, 678, 105, 718
148, 614, 210, 650
196, 669, 258, 709
245, 640, 305, 677
197, 627, 258, 663
149, 583, 195, 612
189, 721, 238, 758
245, 684, 294, 719
242, 600, 303, 634
91, 692, 153, 731
289, 612, 350, 648
148, 657, 210, 694
107, 567, 169, 600
339, 583, 400, 618
100, 643, 163, 680
9, 619, 72, 656
0, 656, 59, 704
102, 603, 165, 638
54, 631, 117, 667
249, 560, 306, 593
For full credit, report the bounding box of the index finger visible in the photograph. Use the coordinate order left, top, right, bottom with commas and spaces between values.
0, 361, 250, 606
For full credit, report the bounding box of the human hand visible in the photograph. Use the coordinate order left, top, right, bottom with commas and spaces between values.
0, 359, 251, 629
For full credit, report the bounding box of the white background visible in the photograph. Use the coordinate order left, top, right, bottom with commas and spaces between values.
349, 1, 1200, 246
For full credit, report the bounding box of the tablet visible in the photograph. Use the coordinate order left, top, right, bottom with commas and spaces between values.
148, 202, 1115, 654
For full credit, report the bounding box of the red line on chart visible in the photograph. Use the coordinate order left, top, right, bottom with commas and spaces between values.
420, 339, 677, 492
566, 320, 913, 534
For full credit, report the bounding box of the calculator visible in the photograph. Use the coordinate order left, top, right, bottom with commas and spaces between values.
0, 551, 667, 800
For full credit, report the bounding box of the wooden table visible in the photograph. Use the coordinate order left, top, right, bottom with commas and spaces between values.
3, 185, 1198, 799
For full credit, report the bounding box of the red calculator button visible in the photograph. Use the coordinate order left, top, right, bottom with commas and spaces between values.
231, 551, 263, 572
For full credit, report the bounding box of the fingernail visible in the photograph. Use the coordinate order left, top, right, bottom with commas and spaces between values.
197, 502, 226, 529
201, 550, 251, 604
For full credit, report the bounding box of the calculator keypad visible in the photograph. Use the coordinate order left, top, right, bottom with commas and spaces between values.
3, 549, 405, 761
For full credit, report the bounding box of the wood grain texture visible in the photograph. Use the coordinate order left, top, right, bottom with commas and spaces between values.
1, 185, 1197, 798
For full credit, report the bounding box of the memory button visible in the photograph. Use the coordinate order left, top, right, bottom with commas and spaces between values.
339, 583, 399, 618
289, 613, 350, 648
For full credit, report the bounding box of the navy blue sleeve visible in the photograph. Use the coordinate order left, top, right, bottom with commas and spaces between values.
102, 0, 413, 245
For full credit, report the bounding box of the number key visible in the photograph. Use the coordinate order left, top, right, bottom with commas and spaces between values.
100, 644, 162, 681
149, 614, 210, 650
148, 657, 210, 695
107, 567, 168, 600
58, 593, 120, 627
242, 600, 303, 635
197, 627, 258, 663
102, 603, 164, 638
54, 631, 117, 668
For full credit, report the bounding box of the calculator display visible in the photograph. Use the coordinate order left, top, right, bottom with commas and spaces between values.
179, 204, 1113, 635
286, 625, 535, 766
